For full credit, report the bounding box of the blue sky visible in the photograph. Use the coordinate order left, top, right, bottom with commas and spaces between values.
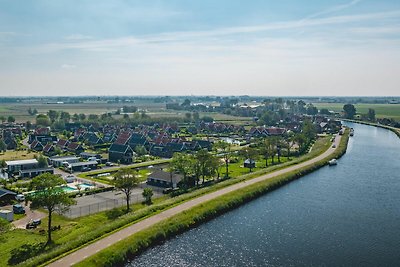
0, 0, 399, 96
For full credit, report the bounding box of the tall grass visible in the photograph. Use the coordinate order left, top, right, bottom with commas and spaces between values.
75, 131, 349, 267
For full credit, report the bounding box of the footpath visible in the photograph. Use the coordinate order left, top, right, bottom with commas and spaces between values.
49, 134, 342, 267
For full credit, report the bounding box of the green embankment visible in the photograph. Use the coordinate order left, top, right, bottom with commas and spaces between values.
343, 119, 400, 138
75, 131, 349, 267
17, 136, 331, 267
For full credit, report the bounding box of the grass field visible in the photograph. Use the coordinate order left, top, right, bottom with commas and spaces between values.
0, 150, 38, 161
313, 103, 400, 120
0, 102, 253, 123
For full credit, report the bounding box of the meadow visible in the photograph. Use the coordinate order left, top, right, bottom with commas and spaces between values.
313, 103, 400, 120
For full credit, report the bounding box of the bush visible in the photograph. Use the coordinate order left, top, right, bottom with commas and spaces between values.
105, 208, 126, 220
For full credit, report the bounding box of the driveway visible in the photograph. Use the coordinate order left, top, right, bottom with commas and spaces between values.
11, 203, 46, 229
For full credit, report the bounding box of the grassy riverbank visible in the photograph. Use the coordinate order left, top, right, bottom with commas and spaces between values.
13, 136, 332, 267
75, 131, 349, 267
343, 119, 400, 138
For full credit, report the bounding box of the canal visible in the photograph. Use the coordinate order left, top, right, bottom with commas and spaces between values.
127, 122, 400, 267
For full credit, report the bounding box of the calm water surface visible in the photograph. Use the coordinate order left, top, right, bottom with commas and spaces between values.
127, 122, 400, 267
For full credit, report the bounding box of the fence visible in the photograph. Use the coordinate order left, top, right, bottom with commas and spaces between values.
63, 193, 144, 218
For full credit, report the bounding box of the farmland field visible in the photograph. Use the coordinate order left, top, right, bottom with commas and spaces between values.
313, 103, 400, 120
0, 101, 253, 123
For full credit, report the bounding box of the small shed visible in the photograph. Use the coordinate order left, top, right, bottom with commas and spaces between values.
0, 209, 13, 222
244, 159, 256, 169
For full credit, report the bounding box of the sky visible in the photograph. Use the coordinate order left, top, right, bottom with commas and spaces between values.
0, 0, 400, 96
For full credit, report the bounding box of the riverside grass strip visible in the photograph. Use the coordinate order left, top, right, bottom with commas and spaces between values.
74, 131, 349, 267
18, 136, 332, 267
343, 119, 400, 138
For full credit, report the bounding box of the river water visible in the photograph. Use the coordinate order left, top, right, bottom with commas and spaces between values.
126, 122, 400, 267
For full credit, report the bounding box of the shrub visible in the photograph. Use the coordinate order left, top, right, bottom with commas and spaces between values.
105, 208, 126, 220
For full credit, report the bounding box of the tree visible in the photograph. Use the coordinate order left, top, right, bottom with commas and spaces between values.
214, 141, 232, 177
306, 104, 318, 115
184, 112, 192, 122
239, 147, 258, 172
29, 173, 75, 244
47, 110, 59, 123
0, 116, 5, 123
284, 133, 296, 159
259, 137, 273, 167
78, 113, 86, 121
37, 155, 48, 168
181, 99, 191, 107
72, 113, 79, 122
142, 188, 153, 204
170, 153, 194, 187
302, 119, 317, 141
135, 145, 147, 156
368, 108, 376, 121
195, 149, 217, 184
26, 121, 32, 131
7, 116, 15, 123
113, 168, 140, 211
60, 111, 71, 122
0, 139, 6, 152
343, 104, 356, 119
36, 114, 50, 127
0, 159, 6, 168
88, 114, 99, 121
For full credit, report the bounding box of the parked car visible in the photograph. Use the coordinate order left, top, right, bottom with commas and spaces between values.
13, 204, 25, 214
26, 219, 41, 229
15, 194, 25, 201
105, 162, 114, 167
81, 167, 91, 172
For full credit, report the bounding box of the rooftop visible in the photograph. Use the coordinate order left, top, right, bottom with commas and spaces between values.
5, 159, 38, 166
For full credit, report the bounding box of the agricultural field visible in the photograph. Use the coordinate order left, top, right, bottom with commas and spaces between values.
0, 101, 253, 124
313, 103, 400, 120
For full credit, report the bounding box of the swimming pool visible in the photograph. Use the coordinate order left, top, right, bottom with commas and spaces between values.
60, 185, 77, 192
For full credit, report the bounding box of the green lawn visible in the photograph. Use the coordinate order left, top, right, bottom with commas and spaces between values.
313, 103, 400, 120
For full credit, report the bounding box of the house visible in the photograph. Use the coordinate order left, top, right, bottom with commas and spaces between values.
265, 127, 287, 136
85, 132, 104, 145
19, 167, 54, 178
0, 188, 17, 205
108, 143, 135, 164
56, 139, 69, 149
43, 143, 56, 156
6, 159, 39, 174
146, 169, 183, 188
49, 156, 80, 167
30, 140, 44, 151
68, 161, 98, 172
67, 142, 84, 154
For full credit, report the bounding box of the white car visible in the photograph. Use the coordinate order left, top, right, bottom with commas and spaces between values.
15, 194, 25, 201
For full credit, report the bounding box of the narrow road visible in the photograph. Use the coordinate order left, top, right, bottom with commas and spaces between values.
12, 203, 46, 229
49, 135, 342, 267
